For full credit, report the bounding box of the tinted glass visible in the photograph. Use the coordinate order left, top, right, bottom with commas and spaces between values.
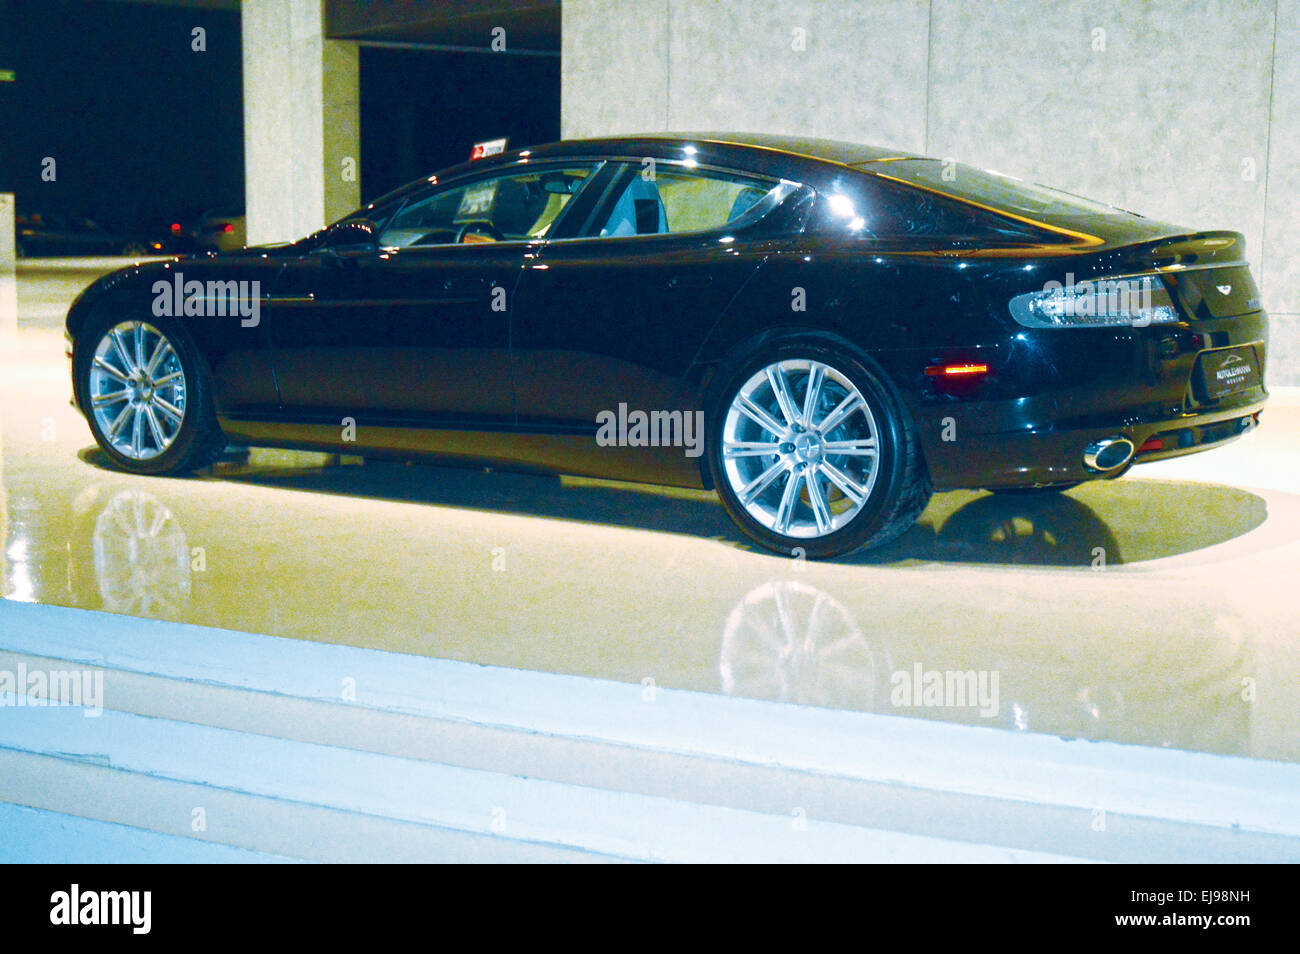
880, 159, 1128, 219
379, 165, 599, 247
597, 168, 780, 237
813, 172, 1045, 242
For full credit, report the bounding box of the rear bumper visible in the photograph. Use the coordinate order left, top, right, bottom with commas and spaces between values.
923, 392, 1266, 491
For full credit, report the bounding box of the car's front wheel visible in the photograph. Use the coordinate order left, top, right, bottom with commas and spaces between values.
77, 315, 227, 475
708, 337, 931, 559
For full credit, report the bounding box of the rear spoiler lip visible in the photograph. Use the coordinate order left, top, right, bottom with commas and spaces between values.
1103, 229, 1249, 269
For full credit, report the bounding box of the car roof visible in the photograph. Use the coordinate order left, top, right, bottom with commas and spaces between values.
609, 132, 921, 164
530, 132, 926, 167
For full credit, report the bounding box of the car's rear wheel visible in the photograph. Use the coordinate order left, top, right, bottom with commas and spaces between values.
78, 315, 227, 476
708, 337, 931, 559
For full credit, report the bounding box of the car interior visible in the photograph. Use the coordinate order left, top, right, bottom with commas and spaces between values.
375, 163, 779, 248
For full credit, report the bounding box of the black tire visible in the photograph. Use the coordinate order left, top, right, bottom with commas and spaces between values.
707, 334, 931, 559
988, 482, 1081, 496
75, 312, 227, 476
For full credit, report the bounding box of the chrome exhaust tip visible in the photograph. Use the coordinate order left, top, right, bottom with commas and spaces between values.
1083, 437, 1135, 473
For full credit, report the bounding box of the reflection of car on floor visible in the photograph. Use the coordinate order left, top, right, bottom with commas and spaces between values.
89, 487, 193, 618
63, 132, 1269, 558
718, 577, 1252, 755
16, 212, 169, 258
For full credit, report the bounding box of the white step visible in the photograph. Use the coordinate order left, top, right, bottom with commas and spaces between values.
3, 600, 1298, 862
0, 801, 296, 863
0, 698, 1088, 863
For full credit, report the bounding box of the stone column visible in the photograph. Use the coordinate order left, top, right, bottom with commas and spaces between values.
0, 194, 14, 270
241, 0, 360, 246
0, 193, 16, 338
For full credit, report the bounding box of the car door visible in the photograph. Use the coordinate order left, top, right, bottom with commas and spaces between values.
509, 162, 805, 432
263, 161, 603, 431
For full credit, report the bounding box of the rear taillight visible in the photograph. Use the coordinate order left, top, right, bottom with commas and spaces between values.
1009, 274, 1179, 328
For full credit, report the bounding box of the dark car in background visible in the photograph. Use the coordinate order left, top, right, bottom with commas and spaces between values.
63, 133, 1268, 558
16, 212, 170, 258
164, 207, 246, 254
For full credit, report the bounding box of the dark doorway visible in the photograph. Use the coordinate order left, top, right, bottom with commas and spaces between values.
0, 0, 243, 235
359, 47, 561, 202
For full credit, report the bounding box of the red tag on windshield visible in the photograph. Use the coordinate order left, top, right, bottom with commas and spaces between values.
470, 138, 508, 161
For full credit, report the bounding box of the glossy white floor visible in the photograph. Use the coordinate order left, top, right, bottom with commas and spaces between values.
1, 261, 1298, 861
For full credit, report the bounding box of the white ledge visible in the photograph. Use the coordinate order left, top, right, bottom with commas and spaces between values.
2, 599, 1297, 839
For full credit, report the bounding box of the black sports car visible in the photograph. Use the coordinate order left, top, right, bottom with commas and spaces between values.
65, 133, 1268, 558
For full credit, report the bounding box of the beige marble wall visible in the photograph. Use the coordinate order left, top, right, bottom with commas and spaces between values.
1262, 0, 1299, 379
243, 0, 359, 246
665, 0, 929, 148
562, 0, 1299, 383
563, 0, 928, 147
562, 0, 671, 136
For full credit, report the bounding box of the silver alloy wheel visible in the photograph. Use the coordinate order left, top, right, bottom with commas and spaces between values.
87, 320, 188, 461
721, 358, 880, 539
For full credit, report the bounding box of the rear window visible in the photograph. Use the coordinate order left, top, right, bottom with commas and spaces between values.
873, 159, 1129, 221
812, 171, 1046, 242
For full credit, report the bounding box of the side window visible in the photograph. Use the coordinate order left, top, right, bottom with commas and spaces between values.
596, 167, 780, 237
379, 165, 599, 248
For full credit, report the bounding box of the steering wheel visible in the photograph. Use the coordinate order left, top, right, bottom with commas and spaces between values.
454, 221, 506, 244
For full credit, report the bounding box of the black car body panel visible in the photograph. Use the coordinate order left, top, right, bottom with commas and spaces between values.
67, 132, 1268, 494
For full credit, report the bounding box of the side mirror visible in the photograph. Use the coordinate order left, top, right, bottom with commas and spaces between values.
319, 218, 379, 250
